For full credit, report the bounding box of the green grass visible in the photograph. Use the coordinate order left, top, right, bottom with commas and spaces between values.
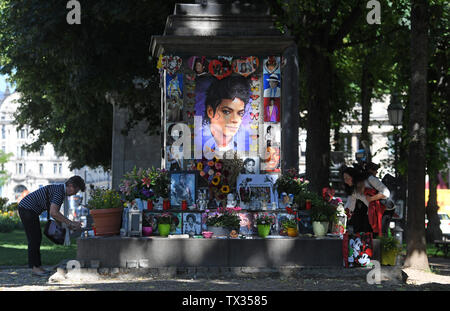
0, 225, 78, 267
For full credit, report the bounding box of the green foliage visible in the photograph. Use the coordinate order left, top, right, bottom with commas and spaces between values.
0, 150, 13, 187
87, 188, 123, 210
206, 208, 240, 229
119, 167, 170, 201
274, 168, 309, 196
255, 213, 276, 225
310, 200, 337, 223
157, 213, 174, 225
0, 213, 22, 233
380, 235, 401, 252
281, 218, 298, 229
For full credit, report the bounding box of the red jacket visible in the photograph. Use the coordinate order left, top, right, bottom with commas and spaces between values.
365, 187, 386, 236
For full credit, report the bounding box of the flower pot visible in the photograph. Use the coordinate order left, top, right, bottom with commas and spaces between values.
312, 221, 329, 237
142, 226, 153, 236
158, 224, 171, 237
257, 224, 271, 238
381, 249, 398, 266
90, 207, 124, 236
207, 226, 230, 236
287, 227, 298, 237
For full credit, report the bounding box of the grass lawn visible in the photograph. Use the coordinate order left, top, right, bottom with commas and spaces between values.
0, 225, 78, 267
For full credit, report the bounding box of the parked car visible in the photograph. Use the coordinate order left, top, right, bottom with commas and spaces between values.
425, 213, 450, 236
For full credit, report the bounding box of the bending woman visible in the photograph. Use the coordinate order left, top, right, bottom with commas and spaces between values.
342, 167, 390, 236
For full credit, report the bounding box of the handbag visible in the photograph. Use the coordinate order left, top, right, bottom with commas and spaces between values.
43, 187, 66, 245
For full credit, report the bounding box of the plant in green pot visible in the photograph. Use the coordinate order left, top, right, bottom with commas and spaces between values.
156, 212, 174, 237
310, 200, 337, 237
255, 213, 276, 238
380, 230, 401, 266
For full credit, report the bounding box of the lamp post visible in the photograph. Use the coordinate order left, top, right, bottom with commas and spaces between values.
387, 92, 403, 179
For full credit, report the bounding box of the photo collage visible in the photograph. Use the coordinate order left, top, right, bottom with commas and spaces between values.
161, 54, 282, 175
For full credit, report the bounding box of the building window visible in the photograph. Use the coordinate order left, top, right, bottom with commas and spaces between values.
20, 129, 25, 139
39, 147, 44, 156
18, 163, 23, 174
39, 163, 43, 175
58, 163, 62, 174
53, 164, 57, 174
1, 125, 5, 139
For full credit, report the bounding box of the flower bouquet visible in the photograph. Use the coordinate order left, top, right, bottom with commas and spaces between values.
193, 154, 243, 205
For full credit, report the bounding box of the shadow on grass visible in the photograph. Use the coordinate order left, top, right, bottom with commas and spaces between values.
0, 229, 78, 266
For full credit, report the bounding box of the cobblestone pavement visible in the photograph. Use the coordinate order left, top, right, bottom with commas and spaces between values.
0, 258, 449, 291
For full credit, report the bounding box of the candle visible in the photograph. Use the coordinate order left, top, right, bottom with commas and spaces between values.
147, 200, 153, 211
181, 200, 187, 211
306, 199, 311, 210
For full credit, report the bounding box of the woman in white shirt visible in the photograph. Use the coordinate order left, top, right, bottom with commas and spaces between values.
342, 167, 390, 234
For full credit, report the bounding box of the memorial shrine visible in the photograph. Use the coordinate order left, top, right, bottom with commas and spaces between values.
77, 1, 381, 270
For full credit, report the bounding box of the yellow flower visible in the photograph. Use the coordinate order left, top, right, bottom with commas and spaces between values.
197, 162, 203, 171
211, 176, 220, 186
220, 185, 230, 194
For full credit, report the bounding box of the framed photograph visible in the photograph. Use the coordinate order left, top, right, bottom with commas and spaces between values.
277, 212, 297, 235
236, 174, 279, 208
241, 157, 260, 174
142, 211, 159, 235
182, 212, 202, 235
170, 213, 182, 234
239, 213, 256, 235
297, 210, 313, 235
170, 171, 197, 207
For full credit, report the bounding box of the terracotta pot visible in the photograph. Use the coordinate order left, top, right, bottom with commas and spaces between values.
287, 227, 298, 237
90, 207, 123, 236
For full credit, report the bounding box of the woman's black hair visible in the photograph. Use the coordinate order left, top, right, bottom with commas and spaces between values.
203, 75, 250, 125
243, 158, 256, 166
186, 214, 196, 222
341, 166, 370, 195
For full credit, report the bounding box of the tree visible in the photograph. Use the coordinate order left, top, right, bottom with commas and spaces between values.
404, 0, 429, 270
0, 0, 178, 169
0, 150, 13, 187
425, 0, 449, 243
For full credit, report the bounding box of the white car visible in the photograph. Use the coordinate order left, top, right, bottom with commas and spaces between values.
438, 213, 450, 236
426, 213, 450, 237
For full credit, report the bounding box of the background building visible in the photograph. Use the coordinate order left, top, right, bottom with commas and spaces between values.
0, 89, 111, 205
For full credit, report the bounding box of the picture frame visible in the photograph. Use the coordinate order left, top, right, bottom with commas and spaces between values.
182, 212, 202, 235
170, 171, 197, 208
236, 174, 279, 209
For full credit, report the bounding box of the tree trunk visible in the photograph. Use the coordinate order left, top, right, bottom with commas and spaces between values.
404, 0, 429, 270
303, 47, 331, 195
426, 172, 442, 242
360, 57, 373, 149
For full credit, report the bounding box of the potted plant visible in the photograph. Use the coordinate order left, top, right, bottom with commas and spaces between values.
142, 212, 153, 236
282, 218, 299, 237
157, 212, 173, 237
310, 200, 337, 237
380, 231, 401, 266
88, 188, 124, 236
205, 206, 241, 236
255, 213, 276, 238
275, 168, 310, 201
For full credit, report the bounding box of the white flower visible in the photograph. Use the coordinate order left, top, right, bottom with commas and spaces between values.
261, 221, 266, 224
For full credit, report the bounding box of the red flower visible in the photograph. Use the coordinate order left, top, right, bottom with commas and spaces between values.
286, 207, 294, 214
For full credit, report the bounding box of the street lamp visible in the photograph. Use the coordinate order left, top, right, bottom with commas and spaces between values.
387, 93, 403, 127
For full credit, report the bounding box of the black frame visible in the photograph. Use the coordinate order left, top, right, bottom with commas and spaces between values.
169, 171, 197, 208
